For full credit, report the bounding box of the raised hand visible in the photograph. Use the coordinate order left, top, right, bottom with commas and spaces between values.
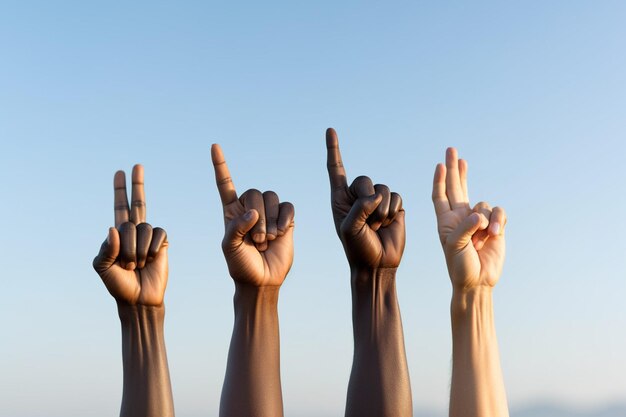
93, 165, 168, 306
432, 148, 507, 289
211, 144, 295, 287
326, 128, 405, 269
326, 128, 412, 417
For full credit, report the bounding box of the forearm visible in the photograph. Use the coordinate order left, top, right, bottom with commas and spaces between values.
346, 267, 412, 417
118, 303, 175, 417
220, 283, 283, 417
450, 288, 508, 417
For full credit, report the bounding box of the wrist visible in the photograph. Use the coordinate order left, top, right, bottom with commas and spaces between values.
350, 267, 402, 340
350, 266, 397, 291
451, 286, 494, 322
233, 283, 280, 323
117, 302, 165, 329
234, 282, 280, 305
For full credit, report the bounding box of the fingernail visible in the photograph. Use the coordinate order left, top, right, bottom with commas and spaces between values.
252, 233, 265, 243
491, 222, 500, 235
244, 210, 254, 221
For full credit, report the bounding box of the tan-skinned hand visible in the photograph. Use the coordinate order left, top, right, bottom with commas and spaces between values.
326, 128, 405, 270
93, 165, 169, 306
211, 144, 295, 287
432, 148, 507, 289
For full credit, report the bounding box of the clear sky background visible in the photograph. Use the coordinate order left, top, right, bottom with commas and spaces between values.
1, 1, 625, 416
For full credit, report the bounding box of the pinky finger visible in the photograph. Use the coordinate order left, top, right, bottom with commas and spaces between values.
384, 192, 402, 227
489, 207, 507, 236
276, 202, 295, 236
147, 227, 168, 261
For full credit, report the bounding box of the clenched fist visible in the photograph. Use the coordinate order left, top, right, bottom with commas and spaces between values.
326, 128, 405, 270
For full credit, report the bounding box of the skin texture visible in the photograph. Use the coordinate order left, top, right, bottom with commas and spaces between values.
212, 144, 294, 417
93, 165, 174, 417
432, 148, 509, 417
326, 128, 412, 417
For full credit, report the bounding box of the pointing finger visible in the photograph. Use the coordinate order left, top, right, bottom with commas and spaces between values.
326, 128, 348, 191
130, 164, 146, 225
114, 170, 130, 228
211, 144, 239, 207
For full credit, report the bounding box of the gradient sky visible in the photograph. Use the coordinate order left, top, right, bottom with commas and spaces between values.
1, 2, 625, 416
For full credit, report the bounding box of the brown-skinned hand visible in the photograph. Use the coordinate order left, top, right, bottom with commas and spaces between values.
432, 148, 507, 289
326, 128, 405, 270
93, 165, 169, 306
211, 144, 295, 287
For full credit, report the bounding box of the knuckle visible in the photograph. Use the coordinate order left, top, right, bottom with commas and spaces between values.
280, 201, 295, 213
217, 176, 233, 185
137, 222, 152, 231
327, 161, 344, 169
354, 175, 372, 184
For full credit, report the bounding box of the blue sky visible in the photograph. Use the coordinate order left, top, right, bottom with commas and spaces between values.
1, 2, 625, 416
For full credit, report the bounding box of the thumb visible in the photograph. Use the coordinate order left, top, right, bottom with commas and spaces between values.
340, 193, 383, 237
447, 212, 488, 252
93, 228, 120, 273
222, 209, 259, 252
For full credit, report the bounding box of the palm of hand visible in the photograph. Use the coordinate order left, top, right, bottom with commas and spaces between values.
223, 202, 293, 287
100, 254, 168, 306
438, 207, 504, 289
432, 148, 507, 291
93, 165, 170, 307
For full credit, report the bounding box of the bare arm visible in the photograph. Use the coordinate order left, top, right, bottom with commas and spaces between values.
212, 144, 294, 417
93, 165, 174, 417
326, 128, 412, 417
432, 148, 509, 417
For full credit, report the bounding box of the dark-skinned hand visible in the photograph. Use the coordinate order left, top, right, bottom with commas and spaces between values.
211, 144, 295, 287
93, 165, 168, 306
326, 128, 405, 269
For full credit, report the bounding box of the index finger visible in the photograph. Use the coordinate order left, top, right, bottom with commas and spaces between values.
114, 170, 130, 228
211, 143, 238, 206
326, 128, 348, 190
130, 164, 146, 225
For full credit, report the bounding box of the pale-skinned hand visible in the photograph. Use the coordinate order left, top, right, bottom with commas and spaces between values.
93, 165, 169, 306
326, 128, 405, 270
432, 148, 507, 289
211, 144, 295, 287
